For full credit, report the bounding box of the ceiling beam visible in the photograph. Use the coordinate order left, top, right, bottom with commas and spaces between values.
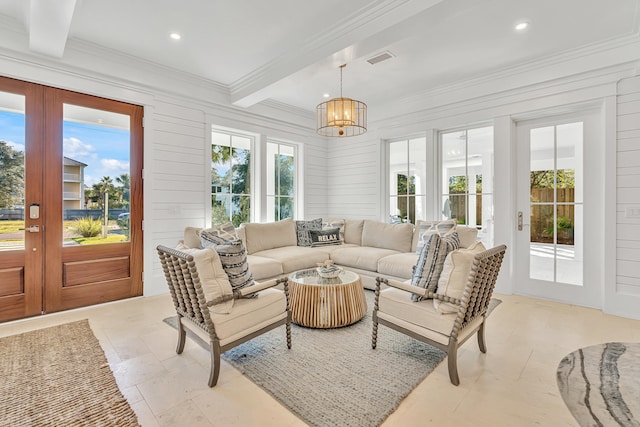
229, 0, 443, 108
28, 0, 77, 58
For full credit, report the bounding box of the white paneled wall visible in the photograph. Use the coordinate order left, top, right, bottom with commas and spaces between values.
326, 136, 382, 220
616, 76, 640, 309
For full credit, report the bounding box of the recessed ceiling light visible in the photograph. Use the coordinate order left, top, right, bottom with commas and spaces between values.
170, 32, 182, 40
515, 22, 529, 31
323, 93, 330, 98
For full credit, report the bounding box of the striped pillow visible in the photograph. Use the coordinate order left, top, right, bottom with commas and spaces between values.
201, 231, 255, 294
410, 232, 460, 302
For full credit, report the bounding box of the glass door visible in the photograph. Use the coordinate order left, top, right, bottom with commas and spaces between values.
0, 78, 44, 321
515, 113, 601, 308
0, 76, 143, 322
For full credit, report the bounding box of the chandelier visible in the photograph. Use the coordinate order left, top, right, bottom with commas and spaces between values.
316, 64, 367, 137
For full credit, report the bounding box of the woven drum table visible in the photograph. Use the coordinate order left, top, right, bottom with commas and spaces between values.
289, 268, 367, 328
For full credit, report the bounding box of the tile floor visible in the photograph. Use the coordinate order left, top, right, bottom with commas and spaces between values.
2, 291, 640, 427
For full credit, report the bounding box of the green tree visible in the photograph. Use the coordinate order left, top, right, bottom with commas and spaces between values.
114, 173, 130, 209
0, 141, 25, 208
92, 176, 116, 211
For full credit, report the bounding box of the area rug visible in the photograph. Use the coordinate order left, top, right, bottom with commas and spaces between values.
557, 342, 640, 427
164, 292, 501, 427
0, 320, 140, 427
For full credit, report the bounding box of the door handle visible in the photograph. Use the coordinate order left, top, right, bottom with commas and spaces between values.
19, 225, 40, 233
518, 212, 523, 231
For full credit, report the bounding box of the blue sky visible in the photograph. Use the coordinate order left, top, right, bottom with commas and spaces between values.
0, 110, 130, 186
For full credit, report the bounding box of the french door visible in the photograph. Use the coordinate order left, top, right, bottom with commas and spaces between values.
0, 76, 143, 322
515, 112, 602, 308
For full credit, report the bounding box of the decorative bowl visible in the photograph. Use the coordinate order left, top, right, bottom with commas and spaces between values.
316, 266, 342, 279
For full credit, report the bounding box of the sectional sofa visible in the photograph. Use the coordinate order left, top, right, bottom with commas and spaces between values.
183, 218, 478, 290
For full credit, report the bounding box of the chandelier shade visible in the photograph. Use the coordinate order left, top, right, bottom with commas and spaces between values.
316, 65, 367, 137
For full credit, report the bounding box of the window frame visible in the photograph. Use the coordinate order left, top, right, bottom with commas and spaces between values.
210, 127, 256, 227
265, 139, 299, 222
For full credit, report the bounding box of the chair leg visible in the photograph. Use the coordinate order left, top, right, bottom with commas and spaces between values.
176, 315, 186, 355
447, 342, 460, 386
477, 321, 487, 353
371, 315, 379, 349
286, 320, 292, 349
208, 340, 221, 387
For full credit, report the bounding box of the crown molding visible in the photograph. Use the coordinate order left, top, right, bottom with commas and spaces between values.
373, 33, 640, 123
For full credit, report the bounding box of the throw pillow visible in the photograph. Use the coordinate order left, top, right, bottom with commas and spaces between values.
322, 219, 346, 242
209, 239, 255, 293
202, 221, 238, 241
309, 228, 342, 247
434, 241, 487, 314
412, 219, 458, 253
295, 218, 323, 246
175, 243, 234, 314
410, 232, 460, 302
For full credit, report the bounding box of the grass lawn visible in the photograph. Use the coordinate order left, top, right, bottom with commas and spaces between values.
0, 220, 24, 233
70, 235, 127, 245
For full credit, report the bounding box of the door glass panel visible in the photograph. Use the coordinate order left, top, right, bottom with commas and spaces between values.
62, 104, 130, 246
529, 122, 583, 285
0, 92, 26, 251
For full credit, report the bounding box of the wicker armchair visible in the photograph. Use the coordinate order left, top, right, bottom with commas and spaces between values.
157, 245, 291, 387
372, 244, 506, 385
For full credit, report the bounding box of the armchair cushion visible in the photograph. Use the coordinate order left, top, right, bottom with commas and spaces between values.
378, 287, 455, 345
210, 288, 287, 346
183, 226, 204, 249
175, 243, 234, 314
434, 241, 486, 314
410, 233, 460, 301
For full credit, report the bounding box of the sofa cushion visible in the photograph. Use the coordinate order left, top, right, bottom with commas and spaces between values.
411, 219, 457, 253
344, 219, 364, 245
296, 218, 322, 246
361, 220, 413, 253
183, 226, 203, 249
330, 246, 401, 271
253, 246, 330, 274
246, 255, 284, 281
434, 241, 486, 314
410, 233, 460, 301
310, 228, 342, 247
377, 253, 419, 280
175, 243, 234, 314
210, 288, 286, 345
378, 288, 456, 345
243, 218, 297, 254
456, 225, 478, 248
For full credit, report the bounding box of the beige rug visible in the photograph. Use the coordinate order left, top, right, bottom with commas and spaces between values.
0, 319, 140, 427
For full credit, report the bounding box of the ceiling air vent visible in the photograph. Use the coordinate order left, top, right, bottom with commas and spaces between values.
367, 51, 394, 65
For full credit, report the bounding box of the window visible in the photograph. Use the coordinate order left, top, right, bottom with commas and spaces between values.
441, 126, 493, 245
211, 130, 252, 227
388, 137, 428, 224
266, 141, 296, 222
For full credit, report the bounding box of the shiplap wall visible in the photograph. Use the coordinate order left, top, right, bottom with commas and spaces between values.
616, 76, 640, 304
145, 99, 328, 295
326, 136, 381, 220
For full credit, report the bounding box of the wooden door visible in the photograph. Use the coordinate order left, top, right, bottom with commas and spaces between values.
0, 78, 44, 321
0, 76, 143, 321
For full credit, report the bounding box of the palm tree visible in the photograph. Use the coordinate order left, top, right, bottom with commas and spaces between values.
115, 173, 130, 208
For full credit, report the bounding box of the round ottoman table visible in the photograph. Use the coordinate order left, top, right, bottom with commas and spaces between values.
288, 268, 367, 328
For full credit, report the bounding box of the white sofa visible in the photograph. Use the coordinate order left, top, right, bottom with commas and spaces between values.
185, 218, 478, 290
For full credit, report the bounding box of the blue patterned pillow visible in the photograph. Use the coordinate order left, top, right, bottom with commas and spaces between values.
296, 218, 323, 246
410, 232, 460, 301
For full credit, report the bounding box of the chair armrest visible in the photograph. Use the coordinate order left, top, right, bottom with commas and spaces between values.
235, 277, 288, 298
376, 277, 463, 306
